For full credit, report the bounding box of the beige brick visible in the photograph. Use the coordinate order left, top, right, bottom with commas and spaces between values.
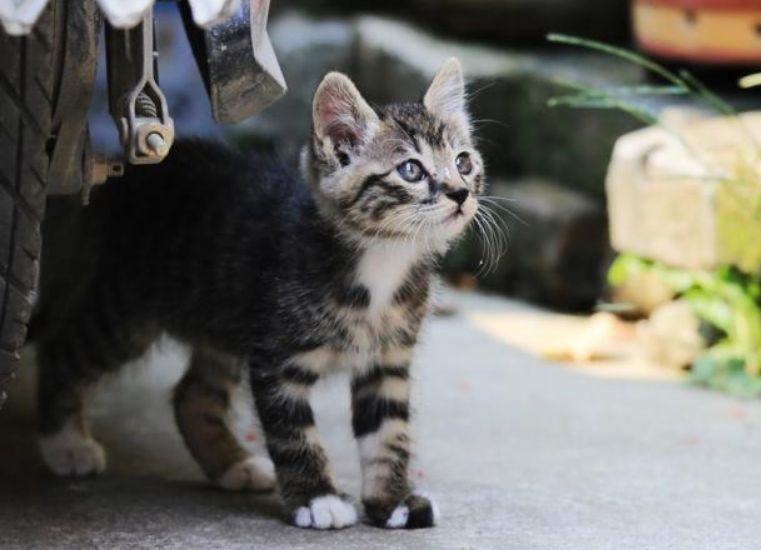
606, 110, 761, 272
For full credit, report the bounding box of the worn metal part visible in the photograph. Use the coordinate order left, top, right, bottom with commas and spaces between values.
46, 0, 101, 195
79, 139, 125, 204
91, 155, 125, 185
182, 0, 287, 124
1, 0, 240, 35
106, 10, 175, 165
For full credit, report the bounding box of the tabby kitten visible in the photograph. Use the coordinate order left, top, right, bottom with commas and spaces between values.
31, 58, 484, 530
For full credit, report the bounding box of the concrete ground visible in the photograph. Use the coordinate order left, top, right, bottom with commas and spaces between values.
1, 291, 761, 550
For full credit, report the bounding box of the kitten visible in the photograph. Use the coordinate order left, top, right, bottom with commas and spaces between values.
30, 58, 484, 530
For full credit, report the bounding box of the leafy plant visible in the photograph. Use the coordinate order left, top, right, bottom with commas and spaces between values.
547, 35, 761, 394
610, 255, 761, 395
547, 34, 739, 119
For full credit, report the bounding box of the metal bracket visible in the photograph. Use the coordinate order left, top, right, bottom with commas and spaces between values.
80, 135, 125, 205
181, 0, 286, 124
106, 10, 174, 165
46, 0, 100, 196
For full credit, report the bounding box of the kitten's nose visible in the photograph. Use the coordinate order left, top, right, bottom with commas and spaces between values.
445, 188, 469, 206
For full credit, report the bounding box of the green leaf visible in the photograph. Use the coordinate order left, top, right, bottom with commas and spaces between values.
607, 253, 649, 286
684, 291, 733, 334
679, 70, 737, 117
547, 33, 689, 88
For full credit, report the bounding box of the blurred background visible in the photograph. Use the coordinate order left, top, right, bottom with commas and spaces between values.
4, 2, 761, 548
88, 0, 761, 395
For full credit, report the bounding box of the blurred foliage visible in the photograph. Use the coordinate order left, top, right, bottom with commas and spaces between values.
548, 36, 761, 221
550, 36, 761, 395
610, 255, 761, 396
546, 34, 749, 141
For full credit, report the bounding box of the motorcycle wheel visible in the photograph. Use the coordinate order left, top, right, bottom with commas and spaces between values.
0, 0, 64, 410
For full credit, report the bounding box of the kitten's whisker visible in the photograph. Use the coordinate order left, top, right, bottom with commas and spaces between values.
479, 204, 511, 242
479, 198, 527, 227
473, 206, 508, 276
470, 214, 490, 277
479, 195, 518, 202
472, 210, 492, 276
368, 206, 418, 242
480, 206, 509, 256
476, 214, 498, 277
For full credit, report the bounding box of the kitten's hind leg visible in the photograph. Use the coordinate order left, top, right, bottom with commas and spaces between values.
36, 313, 151, 477
174, 347, 275, 492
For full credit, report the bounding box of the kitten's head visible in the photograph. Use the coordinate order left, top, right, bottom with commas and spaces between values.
302, 58, 483, 251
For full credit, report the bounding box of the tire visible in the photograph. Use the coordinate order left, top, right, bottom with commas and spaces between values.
0, 3, 62, 410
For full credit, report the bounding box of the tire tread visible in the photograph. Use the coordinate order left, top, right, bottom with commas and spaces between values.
0, 4, 58, 410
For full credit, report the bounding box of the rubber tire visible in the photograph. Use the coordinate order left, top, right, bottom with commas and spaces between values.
0, 3, 62, 410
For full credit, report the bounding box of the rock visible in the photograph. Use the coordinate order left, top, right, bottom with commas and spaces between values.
606, 109, 761, 272
444, 179, 609, 310
636, 299, 705, 370
610, 268, 675, 316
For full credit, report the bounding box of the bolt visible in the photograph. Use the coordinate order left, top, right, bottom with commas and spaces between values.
108, 161, 125, 178
146, 132, 169, 157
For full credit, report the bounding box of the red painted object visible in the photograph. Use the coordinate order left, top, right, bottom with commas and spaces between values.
633, 0, 761, 65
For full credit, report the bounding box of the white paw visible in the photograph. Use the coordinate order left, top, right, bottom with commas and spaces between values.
293, 495, 358, 530
39, 427, 106, 477
216, 456, 276, 492
386, 504, 410, 528
385, 491, 440, 529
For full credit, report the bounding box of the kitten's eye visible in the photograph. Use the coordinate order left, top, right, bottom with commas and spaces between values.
397, 160, 426, 183
455, 152, 473, 175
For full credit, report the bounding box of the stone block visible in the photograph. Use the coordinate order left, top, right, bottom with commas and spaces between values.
606, 110, 761, 272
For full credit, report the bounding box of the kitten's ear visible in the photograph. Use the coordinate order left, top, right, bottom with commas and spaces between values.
423, 57, 469, 126
312, 72, 379, 151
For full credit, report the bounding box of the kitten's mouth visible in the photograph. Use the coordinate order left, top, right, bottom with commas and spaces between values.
443, 208, 465, 225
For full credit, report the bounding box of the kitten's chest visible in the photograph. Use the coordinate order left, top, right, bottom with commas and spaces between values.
296, 243, 429, 373
355, 244, 415, 313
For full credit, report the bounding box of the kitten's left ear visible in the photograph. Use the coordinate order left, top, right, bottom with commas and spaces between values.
313, 72, 379, 152
423, 57, 469, 127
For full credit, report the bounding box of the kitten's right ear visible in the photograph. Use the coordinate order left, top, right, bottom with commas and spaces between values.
424, 57, 469, 128
312, 73, 379, 153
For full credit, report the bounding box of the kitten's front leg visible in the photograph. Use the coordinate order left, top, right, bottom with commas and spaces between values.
351, 356, 439, 529
249, 361, 357, 530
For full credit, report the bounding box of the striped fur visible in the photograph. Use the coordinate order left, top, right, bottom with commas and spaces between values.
174, 348, 275, 491
30, 59, 482, 530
